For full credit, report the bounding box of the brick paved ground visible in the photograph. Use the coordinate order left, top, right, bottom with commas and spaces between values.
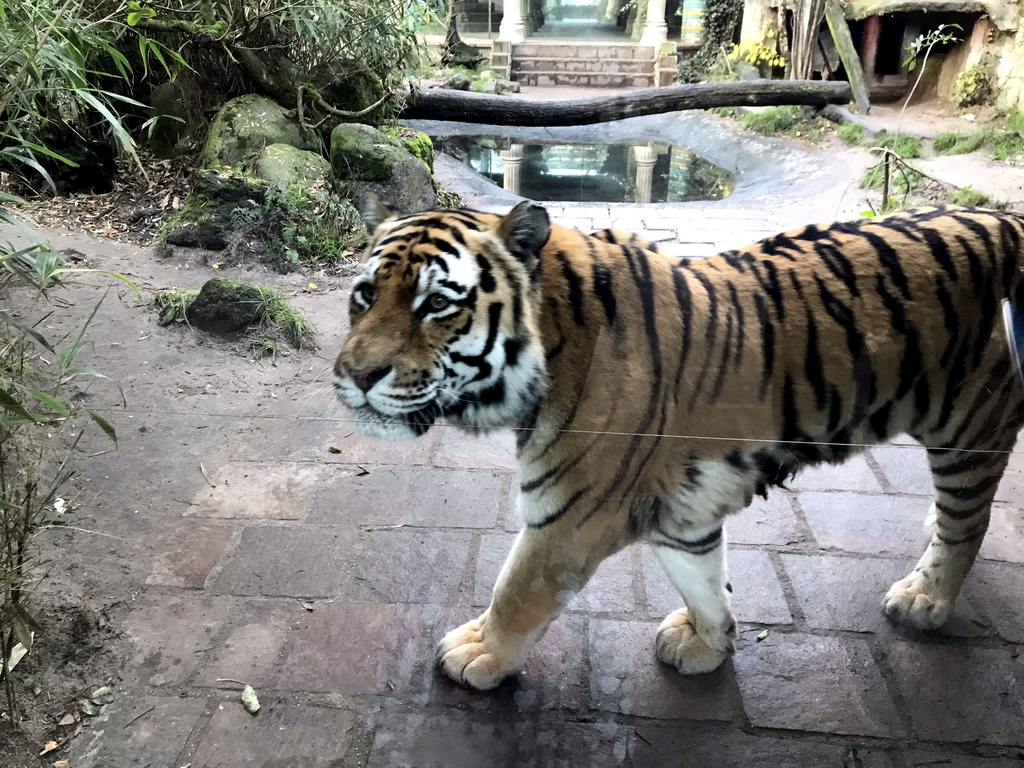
17, 204, 1022, 767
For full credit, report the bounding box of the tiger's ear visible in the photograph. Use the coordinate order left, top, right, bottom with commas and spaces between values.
498, 201, 550, 272
361, 194, 400, 230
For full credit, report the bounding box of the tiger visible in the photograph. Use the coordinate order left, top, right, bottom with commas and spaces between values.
334, 198, 1024, 691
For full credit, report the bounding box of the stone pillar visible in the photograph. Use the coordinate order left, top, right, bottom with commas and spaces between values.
633, 144, 657, 204
499, 0, 526, 43
500, 143, 524, 196
640, 0, 668, 46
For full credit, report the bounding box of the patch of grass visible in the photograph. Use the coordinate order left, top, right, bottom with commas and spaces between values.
741, 105, 804, 134
154, 287, 199, 326
872, 133, 923, 159
948, 185, 990, 207
861, 161, 923, 195
708, 106, 737, 118
257, 286, 315, 350
153, 283, 314, 352
991, 133, 1024, 161
932, 129, 995, 156
837, 123, 864, 145
1006, 111, 1024, 134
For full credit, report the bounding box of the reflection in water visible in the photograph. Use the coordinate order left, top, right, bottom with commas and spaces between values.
433, 136, 733, 204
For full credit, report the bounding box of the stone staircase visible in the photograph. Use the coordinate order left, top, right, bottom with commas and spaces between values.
510, 42, 657, 88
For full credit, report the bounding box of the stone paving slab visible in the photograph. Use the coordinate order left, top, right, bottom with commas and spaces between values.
49, 213, 1024, 767
733, 632, 904, 738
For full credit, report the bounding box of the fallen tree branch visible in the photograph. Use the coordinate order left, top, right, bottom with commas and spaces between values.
317, 92, 390, 118
399, 79, 853, 127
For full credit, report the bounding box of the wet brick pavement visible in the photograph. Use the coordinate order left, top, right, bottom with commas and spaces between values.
36, 205, 1024, 768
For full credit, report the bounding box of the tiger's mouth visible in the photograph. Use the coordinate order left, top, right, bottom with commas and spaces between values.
348, 401, 442, 440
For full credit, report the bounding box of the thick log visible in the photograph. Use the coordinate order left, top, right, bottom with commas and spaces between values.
399, 80, 853, 127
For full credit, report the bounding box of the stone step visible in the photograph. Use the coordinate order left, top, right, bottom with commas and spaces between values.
513, 71, 654, 87
514, 43, 653, 60
513, 57, 654, 74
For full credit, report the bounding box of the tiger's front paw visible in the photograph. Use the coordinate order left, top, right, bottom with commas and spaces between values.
436, 616, 524, 691
655, 608, 732, 675
883, 573, 953, 630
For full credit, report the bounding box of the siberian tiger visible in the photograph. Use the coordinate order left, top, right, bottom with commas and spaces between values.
334, 199, 1024, 691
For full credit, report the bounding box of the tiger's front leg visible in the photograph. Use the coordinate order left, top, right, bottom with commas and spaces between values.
437, 509, 626, 690
651, 523, 736, 675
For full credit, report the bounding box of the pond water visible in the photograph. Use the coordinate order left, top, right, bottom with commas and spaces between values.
431, 135, 734, 204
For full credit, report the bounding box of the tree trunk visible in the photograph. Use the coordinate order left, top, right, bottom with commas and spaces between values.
399, 79, 853, 126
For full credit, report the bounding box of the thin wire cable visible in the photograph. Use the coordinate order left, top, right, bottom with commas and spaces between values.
87, 406, 1024, 456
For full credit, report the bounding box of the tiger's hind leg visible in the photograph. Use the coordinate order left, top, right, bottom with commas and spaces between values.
884, 424, 1021, 629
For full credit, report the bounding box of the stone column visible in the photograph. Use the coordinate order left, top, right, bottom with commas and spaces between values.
500, 143, 524, 196
499, 0, 526, 43
640, 0, 668, 46
633, 144, 657, 204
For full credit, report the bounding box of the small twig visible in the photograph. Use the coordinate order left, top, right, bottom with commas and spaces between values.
216, 678, 249, 688
199, 462, 215, 488
122, 704, 155, 729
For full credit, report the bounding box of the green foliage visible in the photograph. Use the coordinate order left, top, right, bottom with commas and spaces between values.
676, 0, 744, 83
0, 0, 186, 189
838, 123, 864, 145
991, 132, 1024, 162
861, 160, 923, 195
872, 133, 923, 158
951, 64, 992, 109
0, 196, 127, 718
741, 106, 804, 134
227, 177, 363, 270
948, 185, 989, 206
903, 24, 961, 71
932, 129, 996, 155
1006, 112, 1024, 134
153, 282, 315, 355
154, 287, 200, 326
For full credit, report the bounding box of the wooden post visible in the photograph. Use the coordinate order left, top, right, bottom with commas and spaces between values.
824, 0, 870, 114
861, 15, 881, 85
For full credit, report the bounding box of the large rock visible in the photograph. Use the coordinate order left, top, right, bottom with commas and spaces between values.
331, 124, 437, 212
186, 278, 266, 335
200, 95, 314, 169
256, 144, 332, 187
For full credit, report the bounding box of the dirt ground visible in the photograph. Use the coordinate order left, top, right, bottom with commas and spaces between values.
0, 98, 1021, 764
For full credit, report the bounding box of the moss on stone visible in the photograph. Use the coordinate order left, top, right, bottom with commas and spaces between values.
200, 94, 314, 169
381, 126, 435, 171
256, 144, 332, 187
331, 123, 409, 181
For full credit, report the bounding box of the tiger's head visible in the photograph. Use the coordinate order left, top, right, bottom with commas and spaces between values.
334, 198, 551, 440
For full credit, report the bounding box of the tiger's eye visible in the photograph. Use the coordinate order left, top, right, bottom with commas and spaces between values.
427, 294, 450, 311
355, 284, 377, 306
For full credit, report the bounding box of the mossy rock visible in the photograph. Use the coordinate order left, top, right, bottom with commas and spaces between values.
330, 123, 406, 182
382, 126, 435, 171
256, 144, 332, 187
186, 277, 267, 335
160, 171, 267, 250
331, 124, 438, 213
200, 94, 315, 169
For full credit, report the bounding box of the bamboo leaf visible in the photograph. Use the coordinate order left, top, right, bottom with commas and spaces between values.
26, 389, 71, 417
0, 310, 56, 353
87, 409, 117, 442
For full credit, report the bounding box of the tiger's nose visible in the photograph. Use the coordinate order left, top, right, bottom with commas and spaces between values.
346, 364, 392, 392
